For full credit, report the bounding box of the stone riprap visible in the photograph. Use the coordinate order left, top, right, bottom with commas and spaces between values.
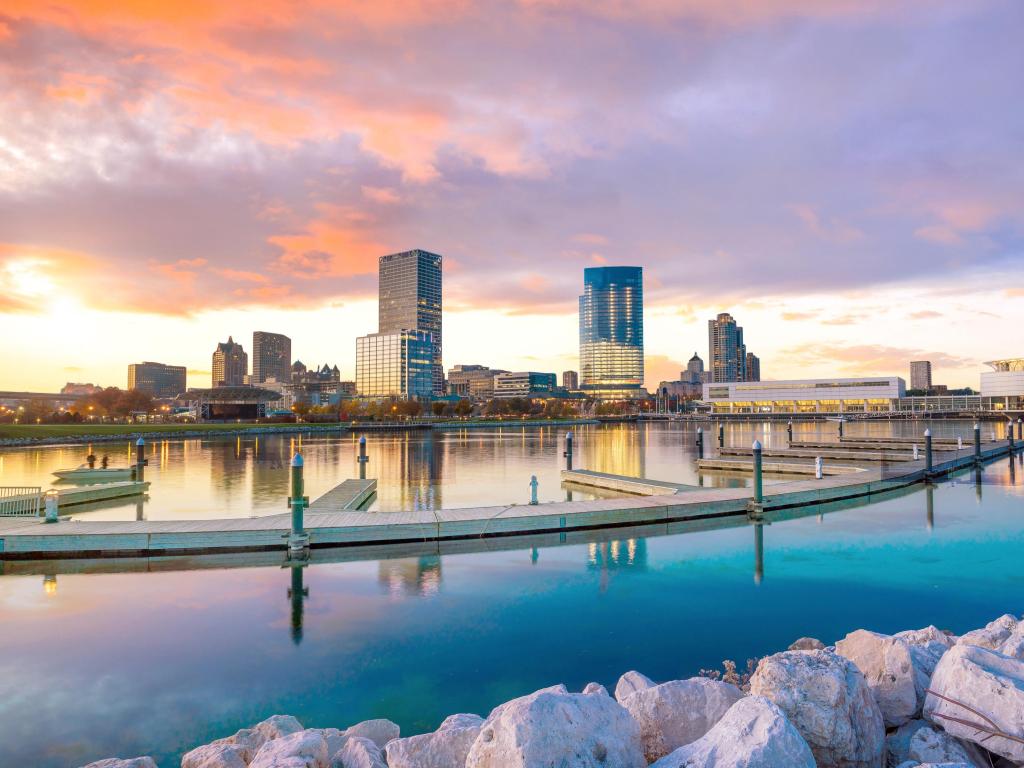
80, 614, 1024, 768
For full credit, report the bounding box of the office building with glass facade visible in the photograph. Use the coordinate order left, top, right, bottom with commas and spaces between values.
708, 313, 747, 383
127, 361, 186, 399
493, 371, 558, 399
355, 330, 435, 399
378, 249, 443, 394
252, 331, 291, 384
702, 376, 906, 414
578, 266, 645, 399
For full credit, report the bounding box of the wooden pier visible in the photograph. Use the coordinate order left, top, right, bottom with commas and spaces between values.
696, 458, 865, 476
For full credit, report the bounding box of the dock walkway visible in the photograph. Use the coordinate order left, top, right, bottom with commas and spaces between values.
0, 443, 1016, 560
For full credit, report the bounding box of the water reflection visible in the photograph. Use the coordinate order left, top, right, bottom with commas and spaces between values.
378, 556, 443, 597
288, 563, 309, 645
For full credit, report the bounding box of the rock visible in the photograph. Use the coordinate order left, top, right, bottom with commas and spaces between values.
334, 736, 385, 768
957, 614, 1018, 651
342, 719, 399, 749
181, 743, 247, 768
836, 629, 918, 726
465, 686, 645, 768
749, 649, 885, 768
583, 681, 609, 696
996, 628, 1024, 660
385, 713, 484, 768
620, 678, 743, 762
894, 627, 956, 706
81, 760, 158, 768
885, 720, 986, 768
649, 696, 815, 768
789, 637, 826, 651
315, 729, 348, 762
924, 643, 1024, 762
614, 670, 655, 702
249, 729, 328, 768
485, 683, 567, 722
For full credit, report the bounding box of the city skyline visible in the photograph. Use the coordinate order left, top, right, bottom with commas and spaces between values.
2, 1, 1022, 391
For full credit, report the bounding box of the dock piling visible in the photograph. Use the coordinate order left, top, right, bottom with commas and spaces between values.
913, 444, 919, 461
974, 423, 982, 464
924, 429, 933, 476
787, 419, 793, 444
44, 490, 59, 523
718, 423, 724, 447
529, 475, 539, 505
838, 417, 845, 438
1018, 418, 1023, 442
957, 435, 963, 450
815, 456, 823, 480
357, 436, 369, 480
287, 453, 309, 553
1009, 422, 1015, 453
564, 431, 574, 471
696, 427, 704, 459
752, 440, 764, 506
134, 437, 148, 481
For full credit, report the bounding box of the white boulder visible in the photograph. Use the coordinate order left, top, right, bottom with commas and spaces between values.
957, 614, 1017, 651
614, 670, 655, 702
342, 719, 399, 749
81, 760, 157, 768
185, 715, 304, 767
385, 713, 484, 768
180, 743, 247, 768
465, 686, 645, 768
249, 729, 328, 768
894, 626, 956, 706
649, 696, 815, 768
583, 681, 609, 696
749, 649, 885, 768
620, 678, 743, 762
996, 628, 1024, 660
924, 643, 1024, 762
885, 720, 986, 768
836, 629, 918, 726
334, 736, 385, 768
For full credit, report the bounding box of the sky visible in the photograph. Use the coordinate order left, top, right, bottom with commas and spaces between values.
0, 0, 1022, 392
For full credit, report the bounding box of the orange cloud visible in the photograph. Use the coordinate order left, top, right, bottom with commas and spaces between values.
268, 206, 386, 280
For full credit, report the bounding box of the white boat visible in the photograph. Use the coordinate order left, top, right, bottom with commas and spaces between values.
53, 465, 135, 482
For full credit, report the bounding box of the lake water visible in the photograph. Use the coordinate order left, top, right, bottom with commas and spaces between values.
0, 421, 1021, 767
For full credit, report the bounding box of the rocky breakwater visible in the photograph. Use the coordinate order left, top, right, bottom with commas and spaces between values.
81, 613, 1024, 768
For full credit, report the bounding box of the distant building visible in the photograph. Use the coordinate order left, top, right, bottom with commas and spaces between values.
212, 336, 248, 388
356, 330, 435, 399
683, 353, 704, 384
980, 359, 1024, 399
562, 370, 579, 390
745, 352, 761, 382
128, 362, 187, 399
252, 331, 291, 384
493, 371, 558, 399
378, 249, 443, 395
708, 313, 747, 383
703, 376, 906, 414
579, 266, 645, 399
910, 360, 932, 392
60, 382, 102, 395
447, 365, 507, 397
656, 380, 703, 400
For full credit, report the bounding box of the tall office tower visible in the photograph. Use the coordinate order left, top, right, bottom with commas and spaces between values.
252, 331, 292, 384
378, 249, 443, 394
910, 360, 932, 391
708, 313, 747, 383
579, 266, 645, 399
745, 352, 761, 382
212, 336, 248, 387
127, 362, 187, 398
683, 353, 704, 384
562, 370, 579, 390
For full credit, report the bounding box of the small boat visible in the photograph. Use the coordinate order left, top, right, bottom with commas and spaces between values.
53, 465, 135, 482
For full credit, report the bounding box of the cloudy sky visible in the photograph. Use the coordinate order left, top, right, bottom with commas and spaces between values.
1, 0, 1021, 391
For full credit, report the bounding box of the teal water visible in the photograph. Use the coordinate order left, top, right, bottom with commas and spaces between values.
0, 450, 1021, 767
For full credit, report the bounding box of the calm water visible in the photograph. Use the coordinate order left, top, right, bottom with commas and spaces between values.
0, 420, 1010, 521
0, 421, 1021, 767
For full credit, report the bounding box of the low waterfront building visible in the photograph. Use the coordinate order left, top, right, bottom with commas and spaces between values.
187, 386, 280, 420
703, 376, 906, 414
493, 371, 558, 399
356, 330, 435, 399
447, 364, 507, 397
128, 362, 187, 399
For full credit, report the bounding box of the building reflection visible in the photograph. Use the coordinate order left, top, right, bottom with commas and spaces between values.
587, 426, 645, 479
587, 538, 648, 592
372, 433, 445, 511
378, 556, 442, 597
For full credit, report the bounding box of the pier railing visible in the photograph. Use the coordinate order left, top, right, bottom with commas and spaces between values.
0, 487, 43, 517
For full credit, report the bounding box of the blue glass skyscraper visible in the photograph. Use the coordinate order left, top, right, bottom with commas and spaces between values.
579, 266, 645, 399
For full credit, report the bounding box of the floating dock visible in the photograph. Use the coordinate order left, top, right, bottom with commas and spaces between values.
696, 459, 865, 476
0, 443, 1017, 560
309, 479, 377, 512
560, 469, 704, 496
719, 446, 918, 462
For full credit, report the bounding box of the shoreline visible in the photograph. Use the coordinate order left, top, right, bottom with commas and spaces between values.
81, 612, 1024, 768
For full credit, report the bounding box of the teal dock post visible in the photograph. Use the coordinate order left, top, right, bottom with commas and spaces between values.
1018, 417, 1022, 443
134, 437, 148, 480
751, 440, 764, 506
564, 431, 574, 471
838, 417, 844, 438
718, 423, 724, 447
1009, 421, 1015, 453
924, 429, 933, 476
787, 419, 793, 444
288, 453, 309, 553
696, 427, 704, 459
529, 475, 539, 505
357, 436, 369, 480
44, 490, 59, 523
974, 422, 981, 464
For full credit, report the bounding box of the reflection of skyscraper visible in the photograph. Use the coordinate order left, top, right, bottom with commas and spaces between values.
587, 538, 648, 593
588, 425, 644, 479
378, 556, 442, 597
579, 266, 645, 399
